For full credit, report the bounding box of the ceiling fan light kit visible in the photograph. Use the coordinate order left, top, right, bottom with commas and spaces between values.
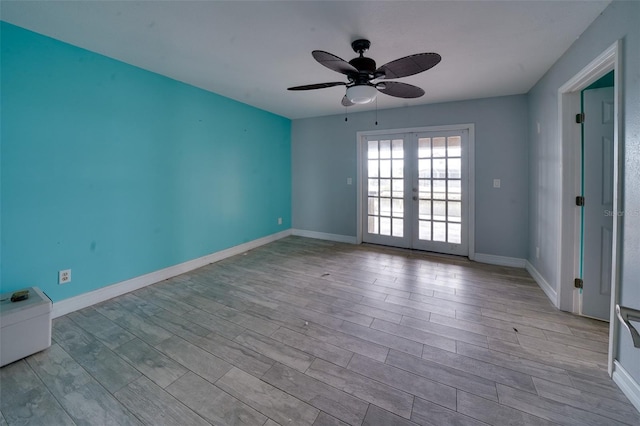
346, 85, 377, 104
288, 39, 441, 107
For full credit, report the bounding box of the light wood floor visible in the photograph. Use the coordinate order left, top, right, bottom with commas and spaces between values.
1, 236, 638, 425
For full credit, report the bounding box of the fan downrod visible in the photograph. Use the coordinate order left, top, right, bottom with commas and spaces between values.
351, 39, 371, 55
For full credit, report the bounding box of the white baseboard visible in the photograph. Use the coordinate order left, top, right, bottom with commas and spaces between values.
526, 260, 558, 308
612, 360, 640, 413
291, 229, 357, 244
473, 253, 526, 268
52, 229, 292, 318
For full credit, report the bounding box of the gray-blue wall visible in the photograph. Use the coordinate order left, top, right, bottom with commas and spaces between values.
528, 0, 640, 385
292, 95, 529, 259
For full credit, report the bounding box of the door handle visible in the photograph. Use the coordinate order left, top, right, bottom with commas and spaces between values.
616, 304, 640, 348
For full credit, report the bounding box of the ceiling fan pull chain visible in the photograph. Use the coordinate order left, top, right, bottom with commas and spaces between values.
374, 96, 379, 126
345, 105, 348, 122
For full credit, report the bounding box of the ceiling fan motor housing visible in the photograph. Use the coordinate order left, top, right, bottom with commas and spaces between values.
349, 57, 376, 74
349, 39, 376, 80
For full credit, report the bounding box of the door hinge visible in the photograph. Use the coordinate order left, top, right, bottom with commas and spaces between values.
576, 113, 585, 124
574, 278, 584, 289
576, 196, 585, 206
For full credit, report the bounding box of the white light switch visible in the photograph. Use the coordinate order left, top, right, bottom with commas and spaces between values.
493, 179, 501, 188
347, 177, 352, 185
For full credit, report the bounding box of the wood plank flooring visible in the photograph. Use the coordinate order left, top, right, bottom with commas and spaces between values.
1, 236, 638, 425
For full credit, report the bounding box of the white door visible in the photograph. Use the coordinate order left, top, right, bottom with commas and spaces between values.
363, 130, 469, 256
582, 86, 614, 321
412, 131, 469, 255
364, 134, 411, 248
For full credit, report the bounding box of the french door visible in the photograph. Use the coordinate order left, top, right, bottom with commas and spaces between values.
362, 130, 469, 256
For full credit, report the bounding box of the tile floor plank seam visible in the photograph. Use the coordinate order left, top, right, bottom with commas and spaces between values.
62, 303, 280, 424
260, 362, 370, 425
176, 368, 276, 425
51, 328, 197, 423
1, 236, 638, 426
485, 337, 610, 381
180, 272, 394, 338
454, 341, 576, 388
25, 342, 147, 426
0, 358, 76, 426
382, 349, 501, 403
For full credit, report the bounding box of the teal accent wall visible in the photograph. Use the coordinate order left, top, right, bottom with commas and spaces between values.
0, 22, 291, 302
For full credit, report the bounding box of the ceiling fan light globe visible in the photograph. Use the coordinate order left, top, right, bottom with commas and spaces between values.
346, 85, 377, 104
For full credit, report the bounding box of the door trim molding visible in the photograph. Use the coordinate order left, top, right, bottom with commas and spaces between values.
556, 40, 622, 376
356, 124, 475, 260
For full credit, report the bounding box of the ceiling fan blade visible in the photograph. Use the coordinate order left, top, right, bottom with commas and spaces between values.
376, 53, 441, 79
341, 95, 354, 107
377, 81, 425, 98
288, 82, 346, 91
312, 50, 358, 75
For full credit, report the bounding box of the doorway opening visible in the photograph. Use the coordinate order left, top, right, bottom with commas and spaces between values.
557, 41, 621, 375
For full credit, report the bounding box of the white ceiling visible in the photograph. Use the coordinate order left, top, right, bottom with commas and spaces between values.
2, 1, 610, 119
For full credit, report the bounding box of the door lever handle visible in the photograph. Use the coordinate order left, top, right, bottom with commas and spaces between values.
616, 304, 640, 348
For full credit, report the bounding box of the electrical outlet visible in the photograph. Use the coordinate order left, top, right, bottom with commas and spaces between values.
278, 217, 283, 225
493, 179, 501, 188
59, 269, 71, 284
347, 177, 353, 185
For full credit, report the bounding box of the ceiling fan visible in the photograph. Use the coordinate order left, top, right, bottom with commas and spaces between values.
288, 39, 441, 106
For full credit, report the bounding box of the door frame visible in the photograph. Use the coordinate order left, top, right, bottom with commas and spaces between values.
556, 40, 622, 376
356, 123, 476, 261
